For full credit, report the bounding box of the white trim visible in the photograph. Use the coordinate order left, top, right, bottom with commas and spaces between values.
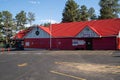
117, 31, 120, 38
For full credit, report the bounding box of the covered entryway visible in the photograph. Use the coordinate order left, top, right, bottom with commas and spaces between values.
86, 38, 93, 50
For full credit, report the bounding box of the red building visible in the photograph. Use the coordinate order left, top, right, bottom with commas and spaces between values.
14, 18, 120, 50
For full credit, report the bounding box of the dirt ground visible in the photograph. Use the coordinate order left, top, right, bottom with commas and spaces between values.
49, 50, 120, 80
52, 51, 120, 74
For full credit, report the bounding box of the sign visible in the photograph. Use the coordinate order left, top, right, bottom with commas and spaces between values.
72, 40, 85, 46
78, 40, 86, 45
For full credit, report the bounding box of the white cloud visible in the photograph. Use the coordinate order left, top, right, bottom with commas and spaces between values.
25, 24, 31, 27
40, 19, 59, 24
29, 0, 40, 4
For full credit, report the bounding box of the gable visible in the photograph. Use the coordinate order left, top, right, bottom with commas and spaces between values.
76, 27, 100, 38
24, 27, 50, 38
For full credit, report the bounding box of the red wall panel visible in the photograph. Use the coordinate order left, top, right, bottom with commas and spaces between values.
24, 38, 50, 49
51, 38, 86, 50
93, 37, 116, 50
24, 37, 117, 50
24, 38, 86, 50
117, 38, 120, 50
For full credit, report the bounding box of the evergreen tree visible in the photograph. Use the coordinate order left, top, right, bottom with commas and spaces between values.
1, 11, 13, 45
80, 5, 89, 21
99, 0, 120, 19
12, 18, 18, 35
88, 7, 97, 20
0, 12, 2, 38
15, 10, 27, 30
40, 23, 51, 27
27, 12, 35, 26
0, 12, 2, 25
62, 0, 81, 22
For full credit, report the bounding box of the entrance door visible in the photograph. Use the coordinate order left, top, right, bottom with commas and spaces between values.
86, 38, 93, 50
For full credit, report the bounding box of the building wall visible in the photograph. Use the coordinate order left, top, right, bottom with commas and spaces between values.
117, 32, 120, 50
24, 38, 86, 50
24, 37, 117, 50
24, 38, 50, 49
52, 38, 86, 50
117, 38, 120, 50
93, 37, 117, 50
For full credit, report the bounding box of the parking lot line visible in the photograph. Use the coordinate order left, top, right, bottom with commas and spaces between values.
50, 70, 86, 80
18, 63, 28, 67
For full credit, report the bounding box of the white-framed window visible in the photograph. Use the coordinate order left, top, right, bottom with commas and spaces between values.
25, 42, 30, 46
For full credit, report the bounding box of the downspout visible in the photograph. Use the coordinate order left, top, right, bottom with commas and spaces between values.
117, 31, 120, 50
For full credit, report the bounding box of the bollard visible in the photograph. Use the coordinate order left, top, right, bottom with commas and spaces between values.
2, 48, 4, 52
1, 48, 4, 54
8, 48, 10, 52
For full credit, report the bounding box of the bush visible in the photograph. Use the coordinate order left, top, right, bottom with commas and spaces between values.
0, 42, 5, 48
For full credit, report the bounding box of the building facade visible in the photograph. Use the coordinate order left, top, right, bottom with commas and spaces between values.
14, 18, 120, 50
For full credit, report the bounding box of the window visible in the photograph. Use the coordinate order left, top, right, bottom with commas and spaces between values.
25, 42, 30, 46
35, 31, 39, 36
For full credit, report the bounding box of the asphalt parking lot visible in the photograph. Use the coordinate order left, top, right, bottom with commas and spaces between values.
0, 50, 120, 80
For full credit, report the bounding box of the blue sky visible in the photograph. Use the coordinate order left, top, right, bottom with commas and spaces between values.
0, 0, 100, 25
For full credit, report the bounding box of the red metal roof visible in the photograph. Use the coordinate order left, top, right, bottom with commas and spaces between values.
14, 18, 120, 38
40, 26, 51, 35
51, 18, 120, 37
13, 27, 34, 39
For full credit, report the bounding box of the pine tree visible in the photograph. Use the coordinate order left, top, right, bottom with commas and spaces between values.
88, 7, 97, 20
27, 12, 35, 26
99, 0, 120, 19
40, 23, 50, 27
0, 12, 2, 38
15, 10, 27, 30
80, 5, 89, 21
1, 11, 13, 45
62, 0, 81, 23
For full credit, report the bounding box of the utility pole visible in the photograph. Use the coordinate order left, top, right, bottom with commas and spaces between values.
50, 19, 52, 50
